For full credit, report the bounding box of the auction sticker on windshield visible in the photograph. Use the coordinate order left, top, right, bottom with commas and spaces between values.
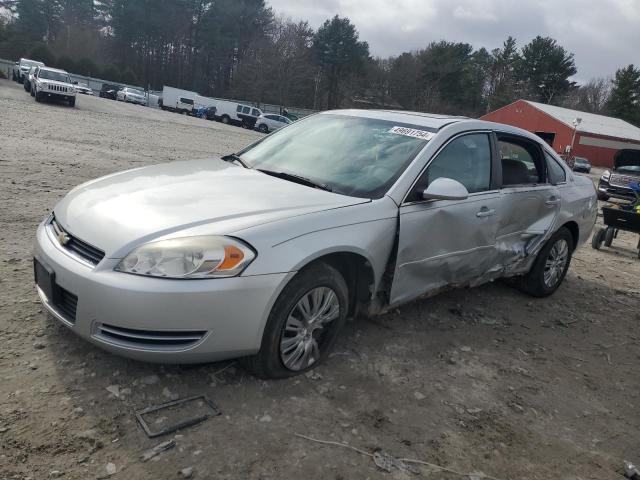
389, 126, 434, 141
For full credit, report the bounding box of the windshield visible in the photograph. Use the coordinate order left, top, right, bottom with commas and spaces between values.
575, 157, 588, 165
128, 88, 144, 95
39, 70, 70, 83
617, 165, 640, 173
239, 114, 433, 198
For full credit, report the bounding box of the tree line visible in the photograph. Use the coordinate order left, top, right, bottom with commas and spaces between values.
0, 0, 638, 125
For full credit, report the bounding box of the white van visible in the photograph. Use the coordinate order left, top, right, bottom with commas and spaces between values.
215, 99, 262, 128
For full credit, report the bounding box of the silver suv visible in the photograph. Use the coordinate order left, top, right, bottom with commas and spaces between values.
33, 67, 77, 107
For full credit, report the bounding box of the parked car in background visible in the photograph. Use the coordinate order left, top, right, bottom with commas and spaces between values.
597, 149, 640, 200
17, 58, 44, 83
99, 83, 122, 100
117, 87, 146, 105
32, 67, 76, 107
23, 66, 38, 93
74, 82, 94, 95
572, 157, 591, 173
204, 106, 217, 120
34, 110, 597, 378
254, 113, 292, 133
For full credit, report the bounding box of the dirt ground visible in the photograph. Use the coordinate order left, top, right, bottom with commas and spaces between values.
1, 78, 639, 480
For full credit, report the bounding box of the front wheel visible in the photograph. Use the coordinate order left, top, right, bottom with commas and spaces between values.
69, 97, 75, 107
518, 228, 573, 297
258, 124, 268, 133
221, 115, 230, 124
241, 263, 349, 379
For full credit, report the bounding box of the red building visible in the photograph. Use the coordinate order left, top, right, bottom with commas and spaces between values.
481, 100, 640, 168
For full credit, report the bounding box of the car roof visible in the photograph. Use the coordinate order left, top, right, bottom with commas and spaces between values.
324, 109, 467, 130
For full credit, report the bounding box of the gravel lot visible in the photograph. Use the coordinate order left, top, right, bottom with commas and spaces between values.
1, 78, 639, 480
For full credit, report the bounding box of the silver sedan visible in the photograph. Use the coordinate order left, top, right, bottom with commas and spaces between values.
34, 110, 597, 378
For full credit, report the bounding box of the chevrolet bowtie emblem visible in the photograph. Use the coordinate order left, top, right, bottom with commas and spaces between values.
57, 232, 71, 246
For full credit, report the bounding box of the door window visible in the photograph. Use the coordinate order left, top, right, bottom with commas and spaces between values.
545, 152, 566, 184
236, 105, 243, 112
411, 133, 492, 200
498, 137, 544, 186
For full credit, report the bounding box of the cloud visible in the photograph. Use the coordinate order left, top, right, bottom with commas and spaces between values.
268, 0, 640, 82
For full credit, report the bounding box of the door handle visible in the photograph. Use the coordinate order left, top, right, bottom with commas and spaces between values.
476, 207, 496, 218
546, 196, 560, 206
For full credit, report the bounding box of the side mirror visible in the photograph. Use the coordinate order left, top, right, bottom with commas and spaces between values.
422, 177, 469, 201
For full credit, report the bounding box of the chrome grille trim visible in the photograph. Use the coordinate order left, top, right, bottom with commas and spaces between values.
94, 324, 208, 351
49, 217, 106, 266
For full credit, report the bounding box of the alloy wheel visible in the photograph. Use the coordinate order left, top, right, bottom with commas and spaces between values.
543, 238, 569, 288
280, 286, 340, 371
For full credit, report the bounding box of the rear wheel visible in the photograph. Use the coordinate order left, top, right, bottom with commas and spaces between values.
518, 227, 573, 297
221, 115, 230, 124
241, 263, 348, 379
258, 124, 269, 133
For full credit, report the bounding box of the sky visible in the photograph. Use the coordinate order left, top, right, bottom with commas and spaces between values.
268, 0, 640, 82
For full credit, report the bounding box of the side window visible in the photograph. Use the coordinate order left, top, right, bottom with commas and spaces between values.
265, 114, 276, 120
546, 152, 567, 184
413, 133, 492, 200
498, 137, 544, 186
236, 105, 243, 113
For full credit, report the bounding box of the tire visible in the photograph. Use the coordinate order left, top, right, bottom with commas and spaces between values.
518, 227, 574, 297
604, 227, 614, 247
241, 263, 349, 379
221, 115, 230, 124
258, 124, 268, 133
30, 86, 35, 97
23, 81, 30, 92
591, 227, 606, 250
35, 90, 41, 102
69, 97, 75, 107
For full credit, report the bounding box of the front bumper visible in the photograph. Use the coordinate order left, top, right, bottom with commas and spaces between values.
34, 221, 290, 363
41, 91, 75, 101
598, 179, 637, 200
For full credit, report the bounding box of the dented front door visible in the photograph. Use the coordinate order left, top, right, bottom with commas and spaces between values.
390, 192, 502, 306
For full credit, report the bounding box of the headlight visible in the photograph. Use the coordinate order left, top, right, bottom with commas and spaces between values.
601, 170, 611, 181
115, 236, 256, 279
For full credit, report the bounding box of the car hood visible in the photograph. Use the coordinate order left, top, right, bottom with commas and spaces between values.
53, 158, 368, 258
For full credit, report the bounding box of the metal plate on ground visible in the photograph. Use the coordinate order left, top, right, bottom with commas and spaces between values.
135, 395, 221, 438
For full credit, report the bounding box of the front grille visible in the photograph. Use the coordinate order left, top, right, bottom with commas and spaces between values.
54, 286, 78, 323
95, 324, 207, 351
50, 217, 105, 266
48, 84, 68, 92
610, 173, 639, 188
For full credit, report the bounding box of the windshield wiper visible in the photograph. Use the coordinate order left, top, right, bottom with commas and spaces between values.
257, 169, 332, 192
221, 153, 251, 169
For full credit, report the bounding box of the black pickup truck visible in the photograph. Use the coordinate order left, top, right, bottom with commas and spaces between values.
598, 149, 640, 201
